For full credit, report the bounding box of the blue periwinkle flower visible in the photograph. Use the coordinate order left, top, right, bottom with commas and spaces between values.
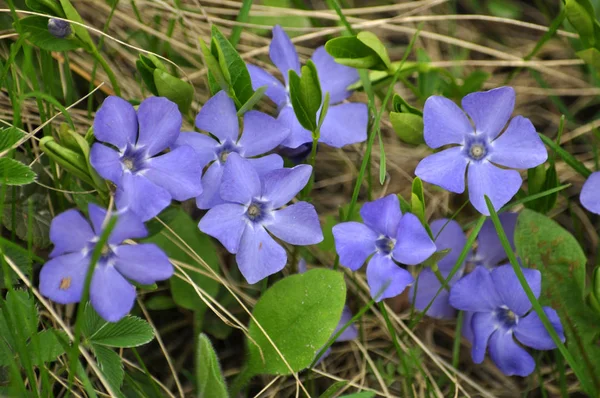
39, 204, 173, 322
199, 153, 323, 284
332, 195, 436, 301
48, 18, 71, 39
90, 96, 203, 221
449, 265, 564, 377
247, 25, 368, 149
415, 87, 547, 215
581, 171, 600, 214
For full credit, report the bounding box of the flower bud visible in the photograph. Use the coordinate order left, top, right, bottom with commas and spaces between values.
47, 18, 71, 39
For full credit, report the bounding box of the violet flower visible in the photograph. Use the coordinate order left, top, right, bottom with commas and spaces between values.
332, 195, 436, 301
90, 96, 203, 221
39, 204, 173, 322
580, 172, 600, 214
199, 153, 323, 284
48, 18, 71, 39
173, 91, 289, 209
449, 265, 564, 376
247, 25, 368, 149
415, 87, 547, 215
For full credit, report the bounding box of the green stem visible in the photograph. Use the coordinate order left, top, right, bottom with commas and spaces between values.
229, 0, 253, 47
90, 49, 121, 97
452, 311, 463, 368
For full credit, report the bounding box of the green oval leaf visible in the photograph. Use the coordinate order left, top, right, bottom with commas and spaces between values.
153, 69, 194, 114
356, 31, 391, 70
325, 36, 380, 70
0, 158, 36, 186
390, 112, 424, 145
197, 334, 228, 398
86, 314, 154, 348
289, 60, 322, 132
565, 0, 596, 45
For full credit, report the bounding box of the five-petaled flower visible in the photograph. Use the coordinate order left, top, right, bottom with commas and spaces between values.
199, 153, 323, 284
90, 96, 203, 221
415, 87, 547, 215
173, 91, 290, 209
39, 204, 173, 322
449, 265, 564, 377
247, 25, 368, 149
580, 171, 600, 215
332, 195, 436, 301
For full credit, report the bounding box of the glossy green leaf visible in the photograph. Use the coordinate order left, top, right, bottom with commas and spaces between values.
288, 60, 322, 132
196, 334, 228, 398
26, 0, 65, 16
246, 269, 346, 376
319, 381, 348, 398
0, 158, 36, 186
237, 85, 268, 116
39, 136, 95, 186
576, 47, 600, 69
390, 112, 424, 145
58, 0, 94, 48
325, 36, 381, 70
154, 69, 194, 114
565, 0, 597, 45
391, 93, 422, 116
19, 17, 81, 52
357, 31, 391, 70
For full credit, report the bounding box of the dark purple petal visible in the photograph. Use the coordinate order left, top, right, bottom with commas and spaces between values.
332, 222, 377, 271
319, 103, 368, 148
393, 213, 436, 265
90, 144, 124, 184
195, 91, 239, 143
366, 253, 413, 301
430, 219, 468, 272
116, 173, 171, 221
113, 244, 173, 285
335, 306, 358, 342
467, 161, 521, 215
409, 269, 456, 319
449, 266, 502, 312
90, 264, 136, 322
491, 265, 541, 316
461, 87, 515, 140
199, 203, 246, 253
489, 116, 547, 169
87, 204, 147, 245
236, 225, 287, 284
423, 96, 472, 148
514, 307, 564, 350
144, 146, 203, 201
311, 46, 359, 104
266, 202, 323, 245
220, 153, 261, 205
246, 64, 288, 106
93, 96, 138, 150
581, 171, 600, 214
49, 209, 94, 257
247, 154, 284, 175
471, 311, 498, 363
278, 105, 313, 148
173, 132, 218, 169
488, 328, 535, 376
39, 252, 88, 304
476, 213, 518, 268
359, 194, 402, 237
197, 162, 225, 210
415, 147, 468, 193
261, 164, 312, 208
136, 97, 182, 156
269, 25, 300, 84
238, 111, 290, 157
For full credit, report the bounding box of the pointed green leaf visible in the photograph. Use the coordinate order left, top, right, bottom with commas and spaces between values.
565, 0, 597, 45
288, 60, 322, 132
58, 0, 94, 48
319, 381, 348, 398
154, 69, 194, 114
87, 315, 154, 348
196, 334, 228, 398
0, 158, 36, 186
237, 85, 268, 116
357, 31, 391, 70
325, 36, 380, 69
390, 112, 424, 145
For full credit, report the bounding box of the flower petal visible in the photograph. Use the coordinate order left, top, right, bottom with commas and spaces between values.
144, 146, 203, 201
40, 252, 88, 304
335, 306, 358, 342
467, 161, 521, 215
581, 171, 600, 214
393, 213, 436, 265
488, 116, 547, 169
430, 219, 468, 272
197, 161, 225, 210
449, 266, 502, 312
173, 132, 218, 169
266, 202, 323, 245
238, 111, 290, 157
90, 264, 136, 322
220, 153, 261, 205
311, 46, 359, 104
261, 164, 312, 208
269, 25, 300, 84
332, 222, 377, 271
423, 96, 472, 148
247, 64, 288, 106
49, 209, 94, 257
90, 144, 124, 184
116, 173, 171, 221
319, 103, 368, 148
113, 244, 173, 285
278, 105, 313, 148
476, 213, 518, 268
87, 204, 147, 245
462, 87, 515, 140
136, 97, 182, 156
514, 307, 564, 350
491, 265, 541, 316
410, 269, 456, 319
366, 253, 413, 302
471, 311, 498, 363
359, 194, 402, 237
415, 147, 468, 193
199, 203, 246, 253
236, 225, 287, 284
246, 154, 284, 175
488, 328, 535, 376
462, 311, 475, 343
93, 96, 138, 150
195, 91, 239, 143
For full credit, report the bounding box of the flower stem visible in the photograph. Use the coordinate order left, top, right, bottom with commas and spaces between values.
90, 48, 121, 97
